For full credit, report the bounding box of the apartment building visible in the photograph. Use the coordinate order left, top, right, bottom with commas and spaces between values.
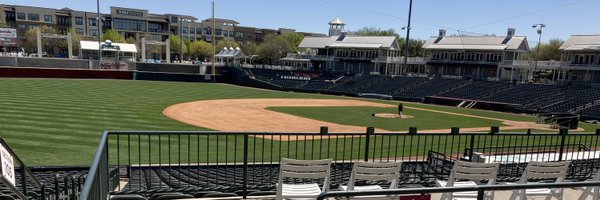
423, 28, 530, 80
1, 4, 322, 55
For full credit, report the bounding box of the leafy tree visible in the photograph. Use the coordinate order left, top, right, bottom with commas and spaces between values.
168, 34, 187, 55
351, 27, 399, 37
102, 29, 126, 43
241, 41, 258, 56
0, 9, 6, 27
350, 27, 425, 56
189, 40, 213, 60
280, 32, 304, 52
23, 26, 60, 54
529, 38, 563, 61
217, 39, 239, 53
257, 34, 294, 64
398, 38, 426, 57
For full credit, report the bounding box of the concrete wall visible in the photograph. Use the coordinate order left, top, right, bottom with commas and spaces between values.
15, 57, 90, 69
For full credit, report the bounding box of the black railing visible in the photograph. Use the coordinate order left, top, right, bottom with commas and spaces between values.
0, 138, 44, 200
80, 128, 600, 199
316, 180, 600, 200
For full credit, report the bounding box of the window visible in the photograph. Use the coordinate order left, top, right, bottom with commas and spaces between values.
44, 15, 52, 22
28, 24, 39, 30
215, 29, 222, 36
171, 16, 178, 23
228, 31, 234, 37
17, 24, 26, 31
75, 28, 84, 35
113, 18, 147, 32
57, 16, 70, 25
236, 32, 243, 39
190, 28, 195, 34
148, 22, 165, 33
5, 12, 16, 21
90, 29, 98, 36
89, 18, 97, 26
75, 17, 83, 25
27, 13, 40, 21
16, 12, 25, 20
182, 27, 188, 34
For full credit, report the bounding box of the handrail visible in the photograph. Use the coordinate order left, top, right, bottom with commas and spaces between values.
80, 131, 109, 200
316, 181, 600, 200
0, 138, 43, 200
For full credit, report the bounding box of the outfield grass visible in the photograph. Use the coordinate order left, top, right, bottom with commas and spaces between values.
1, 78, 598, 166
0, 78, 335, 165
267, 106, 504, 131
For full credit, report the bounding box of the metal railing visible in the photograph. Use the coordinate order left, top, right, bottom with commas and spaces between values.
316, 180, 600, 200
80, 132, 111, 200
80, 127, 600, 199
0, 138, 44, 200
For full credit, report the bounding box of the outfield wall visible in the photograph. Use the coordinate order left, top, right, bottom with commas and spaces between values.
0, 67, 133, 79
0, 56, 231, 82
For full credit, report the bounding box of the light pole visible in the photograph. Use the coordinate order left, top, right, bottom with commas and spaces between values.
180, 19, 184, 63
211, 0, 216, 82
402, 0, 413, 75
532, 23, 545, 81
96, 0, 102, 62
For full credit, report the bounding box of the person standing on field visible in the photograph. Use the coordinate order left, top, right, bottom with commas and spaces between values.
398, 103, 404, 118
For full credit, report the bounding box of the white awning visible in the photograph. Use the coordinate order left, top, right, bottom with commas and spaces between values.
80, 41, 138, 53
424, 45, 507, 50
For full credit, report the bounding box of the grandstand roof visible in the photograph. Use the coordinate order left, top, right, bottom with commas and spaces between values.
422, 36, 529, 51
560, 35, 600, 51
299, 35, 398, 50
215, 47, 245, 58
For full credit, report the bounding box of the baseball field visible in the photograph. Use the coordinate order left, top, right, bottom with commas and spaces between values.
1, 78, 599, 166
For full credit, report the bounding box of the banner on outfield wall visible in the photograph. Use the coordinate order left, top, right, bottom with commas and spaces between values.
0, 28, 17, 47
100, 61, 129, 70
0, 143, 15, 186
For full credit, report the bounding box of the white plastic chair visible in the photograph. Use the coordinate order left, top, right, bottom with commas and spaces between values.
509, 161, 571, 200
276, 158, 332, 200
436, 161, 500, 200
577, 169, 600, 200
339, 161, 403, 199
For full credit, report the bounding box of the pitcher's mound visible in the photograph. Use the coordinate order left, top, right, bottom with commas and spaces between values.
372, 113, 414, 119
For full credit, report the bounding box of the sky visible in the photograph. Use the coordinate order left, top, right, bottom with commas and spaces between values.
4, 0, 600, 44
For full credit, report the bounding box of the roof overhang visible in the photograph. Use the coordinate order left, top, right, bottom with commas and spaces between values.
425, 45, 507, 51
327, 43, 383, 49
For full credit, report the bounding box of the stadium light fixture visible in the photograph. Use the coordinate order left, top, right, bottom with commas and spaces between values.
531, 23, 546, 81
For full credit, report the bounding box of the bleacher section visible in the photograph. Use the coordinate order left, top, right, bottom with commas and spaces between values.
481, 84, 566, 105
233, 67, 600, 119
435, 81, 512, 101
394, 78, 469, 100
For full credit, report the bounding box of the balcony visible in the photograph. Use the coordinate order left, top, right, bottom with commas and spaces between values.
500, 60, 600, 70
148, 29, 170, 34
285, 53, 333, 61
373, 57, 425, 64
426, 58, 501, 65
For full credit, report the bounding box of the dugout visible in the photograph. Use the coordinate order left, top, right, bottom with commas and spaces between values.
537, 113, 580, 129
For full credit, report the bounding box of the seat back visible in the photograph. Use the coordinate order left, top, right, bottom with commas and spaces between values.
447, 161, 500, 187
520, 161, 570, 183
347, 161, 403, 190
277, 158, 332, 191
